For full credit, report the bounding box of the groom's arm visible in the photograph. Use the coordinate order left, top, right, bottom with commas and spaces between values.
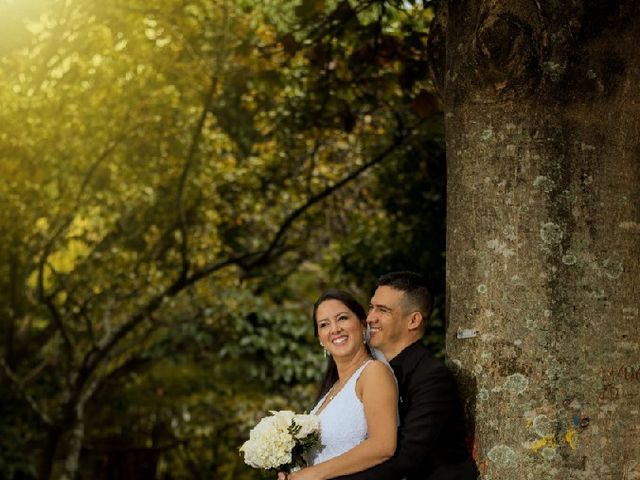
331, 363, 457, 480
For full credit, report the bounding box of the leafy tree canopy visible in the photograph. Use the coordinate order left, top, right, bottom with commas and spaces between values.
0, 0, 442, 478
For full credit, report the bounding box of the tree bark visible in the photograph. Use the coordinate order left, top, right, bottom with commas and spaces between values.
59, 407, 85, 480
39, 400, 87, 480
440, 1, 640, 478
40, 427, 62, 480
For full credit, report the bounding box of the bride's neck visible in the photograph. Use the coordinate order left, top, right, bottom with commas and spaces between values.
334, 350, 370, 381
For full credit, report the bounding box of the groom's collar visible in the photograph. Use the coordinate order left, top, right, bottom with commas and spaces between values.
389, 339, 425, 367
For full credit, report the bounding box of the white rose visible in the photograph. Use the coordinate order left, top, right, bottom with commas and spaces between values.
240, 412, 296, 469
292, 414, 320, 439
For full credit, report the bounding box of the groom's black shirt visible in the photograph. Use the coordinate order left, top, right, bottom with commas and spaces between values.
334, 340, 476, 480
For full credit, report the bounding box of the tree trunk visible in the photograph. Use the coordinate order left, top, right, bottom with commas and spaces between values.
59, 408, 85, 480
441, 1, 640, 479
40, 404, 86, 480
40, 427, 62, 480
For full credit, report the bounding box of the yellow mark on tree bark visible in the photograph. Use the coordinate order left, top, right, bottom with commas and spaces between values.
530, 435, 556, 453
564, 428, 578, 449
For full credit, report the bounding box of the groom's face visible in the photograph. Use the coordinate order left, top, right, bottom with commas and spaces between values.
367, 286, 407, 356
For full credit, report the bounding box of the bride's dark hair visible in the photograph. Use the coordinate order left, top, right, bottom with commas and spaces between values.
312, 289, 369, 406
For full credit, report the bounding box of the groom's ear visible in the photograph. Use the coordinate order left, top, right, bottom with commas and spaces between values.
407, 311, 424, 331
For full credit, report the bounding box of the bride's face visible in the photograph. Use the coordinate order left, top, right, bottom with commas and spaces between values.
316, 299, 365, 359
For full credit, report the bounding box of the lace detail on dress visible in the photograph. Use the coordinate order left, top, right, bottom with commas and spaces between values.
308, 360, 372, 465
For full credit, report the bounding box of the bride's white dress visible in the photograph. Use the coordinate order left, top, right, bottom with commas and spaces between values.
308, 360, 372, 465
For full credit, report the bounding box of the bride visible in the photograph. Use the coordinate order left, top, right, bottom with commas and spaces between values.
280, 289, 398, 480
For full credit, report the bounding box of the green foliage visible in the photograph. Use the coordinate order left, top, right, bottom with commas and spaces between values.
0, 0, 443, 478
330, 134, 447, 354
260, 0, 447, 352
219, 293, 324, 387
0, 395, 39, 480
289, 421, 321, 472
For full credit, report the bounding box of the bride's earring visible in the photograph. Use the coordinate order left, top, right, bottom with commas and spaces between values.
320, 342, 328, 358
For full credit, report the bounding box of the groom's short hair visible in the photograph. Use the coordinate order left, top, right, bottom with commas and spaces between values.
376, 271, 433, 325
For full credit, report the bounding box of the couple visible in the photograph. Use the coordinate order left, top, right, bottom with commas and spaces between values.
280, 271, 476, 480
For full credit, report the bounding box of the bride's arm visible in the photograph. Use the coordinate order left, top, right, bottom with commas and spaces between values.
290, 360, 398, 480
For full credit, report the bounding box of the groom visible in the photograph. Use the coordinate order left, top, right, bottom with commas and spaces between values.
335, 271, 476, 480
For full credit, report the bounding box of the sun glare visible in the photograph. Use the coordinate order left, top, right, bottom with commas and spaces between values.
0, 0, 48, 49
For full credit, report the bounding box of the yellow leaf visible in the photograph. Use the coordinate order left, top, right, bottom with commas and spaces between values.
35, 217, 49, 231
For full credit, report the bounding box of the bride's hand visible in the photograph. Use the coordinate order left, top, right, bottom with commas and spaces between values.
288, 467, 324, 480
277, 472, 288, 480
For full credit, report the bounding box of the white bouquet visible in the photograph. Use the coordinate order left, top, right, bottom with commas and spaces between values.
240, 410, 321, 472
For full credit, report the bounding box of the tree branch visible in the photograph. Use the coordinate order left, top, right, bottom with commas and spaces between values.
34, 133, 128, 365
426, 0, 447, 96
174, 0, 230, 282
67, 129, 412, 410
174, 78, 218, 282
0, 357, 52, 427
72, 252, 251, 403
39, 264, 74, 369
246, 132, 410, 269
20, 357, 52, 386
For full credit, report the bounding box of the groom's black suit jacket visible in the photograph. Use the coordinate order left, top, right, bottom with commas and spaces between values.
334, 340, 476, 480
